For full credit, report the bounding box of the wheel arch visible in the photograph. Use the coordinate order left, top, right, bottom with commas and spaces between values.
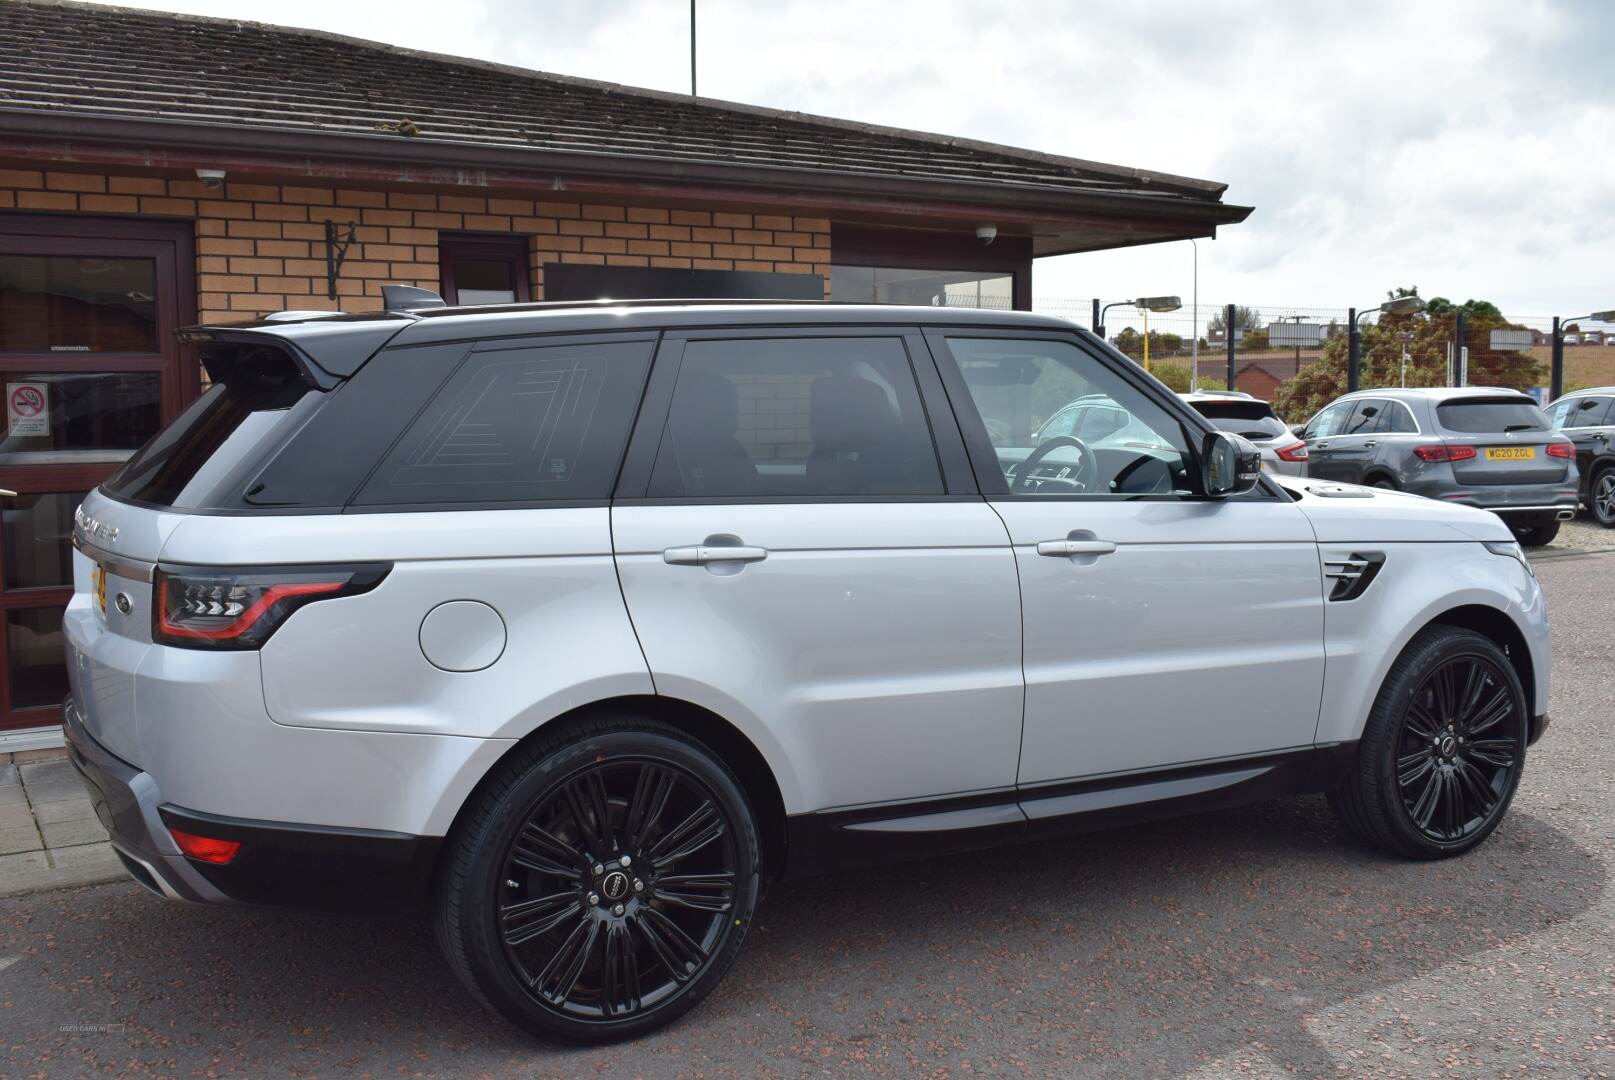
436, 694, 791, 879
1362, 467, 1398, 488
1425, 604, 1538, 736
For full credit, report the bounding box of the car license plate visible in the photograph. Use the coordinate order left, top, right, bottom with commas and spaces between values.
92, 564, 107, 616
1485, 446, 1535, 461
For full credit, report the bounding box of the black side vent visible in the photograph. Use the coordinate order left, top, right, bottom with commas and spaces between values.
1324, 552, 1386, 601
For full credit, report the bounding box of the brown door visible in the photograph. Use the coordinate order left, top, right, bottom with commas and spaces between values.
0, 214, 196, 732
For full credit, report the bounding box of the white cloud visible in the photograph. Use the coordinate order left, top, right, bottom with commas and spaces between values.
78, 0, 1615, 322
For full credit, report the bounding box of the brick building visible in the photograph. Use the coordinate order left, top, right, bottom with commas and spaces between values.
0, 0, 1249, 742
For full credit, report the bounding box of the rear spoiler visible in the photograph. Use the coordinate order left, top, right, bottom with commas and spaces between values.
176, 319, 411, 388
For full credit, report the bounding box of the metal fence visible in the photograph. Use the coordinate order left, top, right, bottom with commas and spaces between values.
1030, 299, 1615, 408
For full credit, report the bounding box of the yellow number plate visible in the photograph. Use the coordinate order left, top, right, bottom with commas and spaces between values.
1485, 446, 1536, 461
92, 564, 107, 616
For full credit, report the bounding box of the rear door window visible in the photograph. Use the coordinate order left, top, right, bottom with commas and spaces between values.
354, 336, 653, 506
1437, 398, 1550, 433
648, 335, 942, 498
1341, 399, 1385, 436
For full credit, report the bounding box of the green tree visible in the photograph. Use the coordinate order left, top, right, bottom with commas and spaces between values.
1206, 306, 1263, 335
1111, 328, 1183, 357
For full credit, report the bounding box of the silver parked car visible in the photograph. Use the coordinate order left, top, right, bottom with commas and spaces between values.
66, 298, 1550, 1044
1299, 387, 1579, 546
1180, 391, 1309, 477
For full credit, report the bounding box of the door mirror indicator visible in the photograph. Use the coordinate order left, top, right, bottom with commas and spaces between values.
1202, 431, 1262, 498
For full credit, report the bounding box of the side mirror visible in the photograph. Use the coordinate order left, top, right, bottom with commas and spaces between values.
1203, 431, 1262, 498
1289, 423, 1308, 438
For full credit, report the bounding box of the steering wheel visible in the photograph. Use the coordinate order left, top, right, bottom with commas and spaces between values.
1012, 435, 1098, 493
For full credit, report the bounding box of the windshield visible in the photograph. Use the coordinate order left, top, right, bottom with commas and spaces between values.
1436, 398, 1549, 434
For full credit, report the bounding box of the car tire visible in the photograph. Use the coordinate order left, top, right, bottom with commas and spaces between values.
1589, 466, 1615, 528
1328, 625, 1527, 860
434, 715, 761, 1044
1510, 520, 1560, 547
1368, 475, 1398, 490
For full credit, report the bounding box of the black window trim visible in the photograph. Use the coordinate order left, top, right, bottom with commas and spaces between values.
921, 326, 1280, 503
612, 324, 976, 503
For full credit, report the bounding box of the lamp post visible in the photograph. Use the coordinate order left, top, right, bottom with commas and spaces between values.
1549, 309, 1615, 401
1189, 239, 1199, 391
1347, 296, 1426, 393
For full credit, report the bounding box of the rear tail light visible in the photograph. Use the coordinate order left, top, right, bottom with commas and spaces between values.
153, 564, 389, 649
1547, 441, 1575, 459
1274, 441, 1309, 462
168, 826, 241, 865
1414, 444, 1477, 462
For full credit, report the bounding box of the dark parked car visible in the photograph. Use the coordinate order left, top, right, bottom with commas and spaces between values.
1547, 386, 1615, 527
1298, 387, 1578, 546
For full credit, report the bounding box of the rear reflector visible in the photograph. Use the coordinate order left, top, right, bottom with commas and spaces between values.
1414, 444, 1478, 462
1547, 441, 1575, 459
169, 827, 242, 865
1274, 440, 1309, 462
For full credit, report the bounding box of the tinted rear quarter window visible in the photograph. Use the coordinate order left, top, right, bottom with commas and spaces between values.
1436, 398, 1550, 433
103, 344, 317, 509
355, 337, 653, 506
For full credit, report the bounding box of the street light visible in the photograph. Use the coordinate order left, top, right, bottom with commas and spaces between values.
1095, 295, 1182, 339
1549, 309, 1615, 401
1347, 296, 1427, 393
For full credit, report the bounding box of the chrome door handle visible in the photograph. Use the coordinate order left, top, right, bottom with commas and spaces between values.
663, 544, 769, 566
1312, 442, 1329, 450
1035, 539, 1117, 558
1362, 440, 1377, 448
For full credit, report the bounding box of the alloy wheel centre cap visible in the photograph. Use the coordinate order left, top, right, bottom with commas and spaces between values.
599, 870, 631, 902
1439, 735, 1458, 758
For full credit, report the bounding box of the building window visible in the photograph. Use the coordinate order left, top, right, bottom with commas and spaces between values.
830, 265, 1014, 310
439, 234, 530, 306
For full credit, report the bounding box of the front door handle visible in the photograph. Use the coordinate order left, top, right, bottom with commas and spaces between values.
1362, 440, 1377, 448
663, 544, 769, 566
1312, 442, 1329, 450
1036, 539, 1117, 558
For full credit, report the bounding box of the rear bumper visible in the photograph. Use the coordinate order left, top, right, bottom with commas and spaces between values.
64, 698, 439, 911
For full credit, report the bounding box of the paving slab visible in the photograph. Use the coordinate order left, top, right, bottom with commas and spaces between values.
31, 797, 96, 825
0, 848, 49, 875
41, 817, 108, 849
0, 803, 36, 830
0, 825, 43, 855
19, 780, 91, 804
0, 763, 17, 785
18, 759, 77, 785
48, 841, 118, 869
0, 784, 27, 808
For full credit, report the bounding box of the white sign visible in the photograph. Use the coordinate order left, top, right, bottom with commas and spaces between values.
5, 381, 49, 437
1490, 329, 1534, 351
1268, 322, 1327, 347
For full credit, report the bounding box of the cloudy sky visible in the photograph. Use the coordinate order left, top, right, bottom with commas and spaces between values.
87, 0, 1615, 325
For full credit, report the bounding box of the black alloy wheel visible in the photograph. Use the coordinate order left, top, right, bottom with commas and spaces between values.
1329, 626, 1527, 859
436, 721, 759, 1043
1393, 653, 1521, 844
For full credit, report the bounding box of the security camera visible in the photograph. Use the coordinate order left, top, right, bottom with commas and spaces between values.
975, 224, 998, 246
195, 168, 226, 189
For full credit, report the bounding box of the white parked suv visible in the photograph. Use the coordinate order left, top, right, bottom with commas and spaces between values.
64, 296, 1550, 1044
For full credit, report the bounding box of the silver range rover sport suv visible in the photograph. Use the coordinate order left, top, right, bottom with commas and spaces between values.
65, 297, 1551, 1044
